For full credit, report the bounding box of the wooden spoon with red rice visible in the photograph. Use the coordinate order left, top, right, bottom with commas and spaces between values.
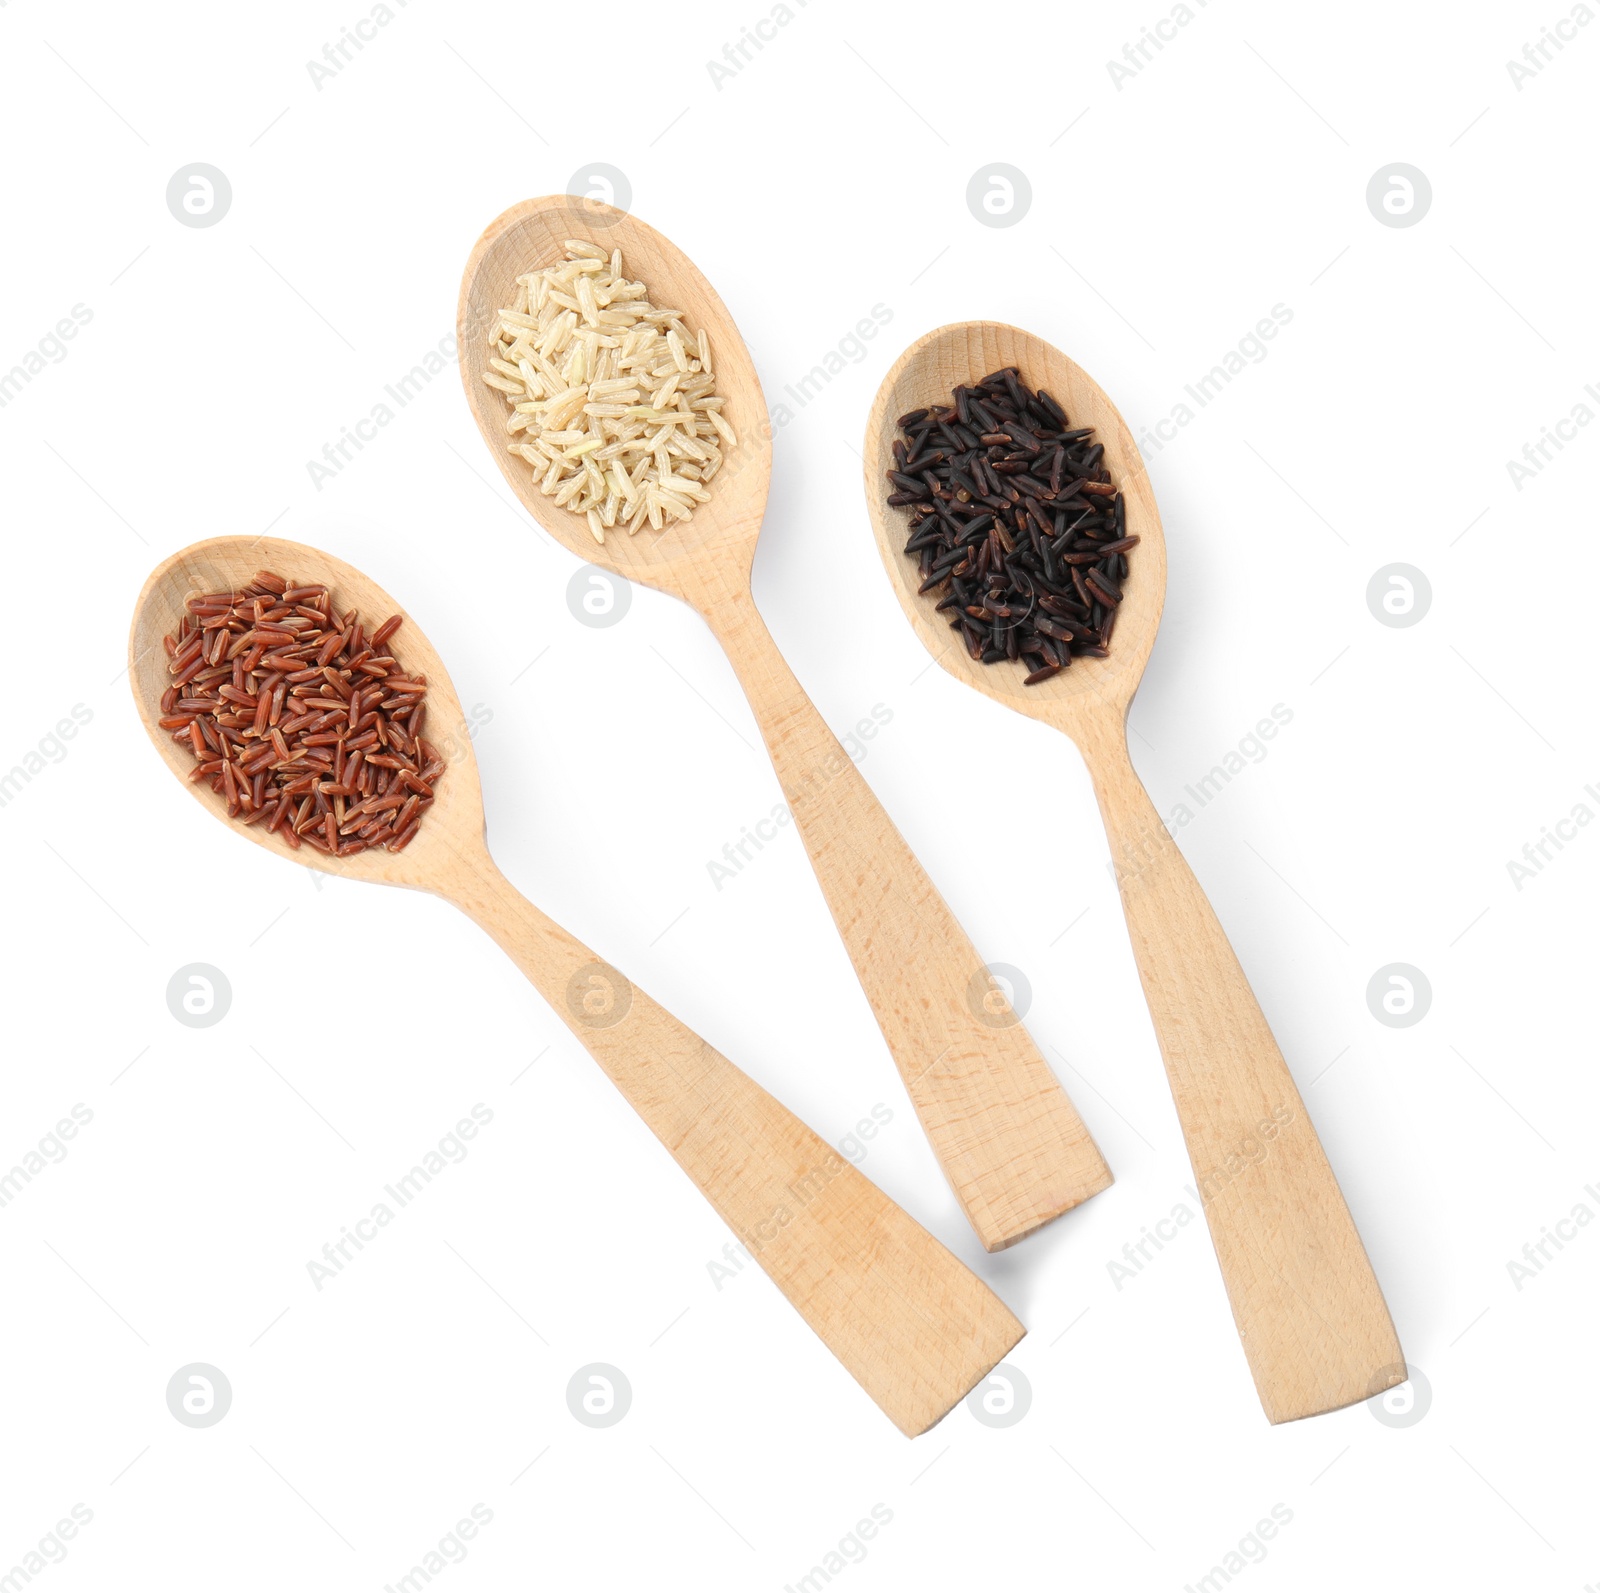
130, 534, 1023, 1437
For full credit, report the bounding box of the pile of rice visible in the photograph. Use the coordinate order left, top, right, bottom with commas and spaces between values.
483, 241, 736, 543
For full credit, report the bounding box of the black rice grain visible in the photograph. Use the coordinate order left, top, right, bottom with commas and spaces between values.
885, 369, 1137, 684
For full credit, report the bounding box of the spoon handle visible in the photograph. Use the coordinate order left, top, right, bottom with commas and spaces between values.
447, 860, 1023, 1434
1078, 716, 1403, 1421
703, 590, 1111, 1250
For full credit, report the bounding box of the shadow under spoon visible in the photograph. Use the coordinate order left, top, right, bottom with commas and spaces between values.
862, 321, 1404, 1423
130, 533, 1024, 1436
456, 196, 1111, 1252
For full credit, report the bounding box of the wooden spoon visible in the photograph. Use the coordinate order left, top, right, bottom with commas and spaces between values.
457, 198, 1111, 1252
129, 534, 1024, 1436
862, 323, 1404, 1423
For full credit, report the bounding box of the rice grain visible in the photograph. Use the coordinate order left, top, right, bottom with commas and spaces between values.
160, 572, 443, 858
484, 243, 735, 543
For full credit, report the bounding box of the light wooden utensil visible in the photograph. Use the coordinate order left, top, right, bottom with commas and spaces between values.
457, 197, 1111, 1251
129, 534, 1024, 1436
862, 323, 1404, 1423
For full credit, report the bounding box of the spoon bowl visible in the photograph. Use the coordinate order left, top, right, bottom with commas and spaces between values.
864, 320, 1167, 726
130, 535, 487, 890
864, 325, 1404, 1423
457, 196, 771, 597
129, 534, 1025, 1435
458, 205, 1112, 1252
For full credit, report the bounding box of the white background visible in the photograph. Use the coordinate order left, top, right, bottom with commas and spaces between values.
1, 1, 1596, 1588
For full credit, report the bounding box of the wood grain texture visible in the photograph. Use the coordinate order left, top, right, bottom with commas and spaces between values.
864, 324, 1404, 1422
456, 198, 1111, 1250
129, 535, 1025, 1436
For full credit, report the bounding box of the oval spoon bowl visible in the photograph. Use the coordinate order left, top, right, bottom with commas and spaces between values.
129, 535, 485, 889
864, 320, 1166, 724
456, 196, 771, 596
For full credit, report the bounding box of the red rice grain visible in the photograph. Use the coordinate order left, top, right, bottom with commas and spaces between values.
160, 571, 443, 857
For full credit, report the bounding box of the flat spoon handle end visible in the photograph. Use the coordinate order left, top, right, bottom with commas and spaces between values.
707, 590, 1112, 1249
1081, 720, 1403, 1421
452, 863, 1024, 1433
